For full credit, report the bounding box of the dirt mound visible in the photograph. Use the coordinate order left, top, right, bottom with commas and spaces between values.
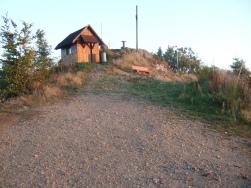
110, 49, 197, 82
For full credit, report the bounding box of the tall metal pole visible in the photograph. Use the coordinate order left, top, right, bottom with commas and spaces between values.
177, 50, 179, 73
136, 5, 138, 51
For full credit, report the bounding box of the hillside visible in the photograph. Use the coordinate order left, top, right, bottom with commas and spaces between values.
105, 48, 198, 82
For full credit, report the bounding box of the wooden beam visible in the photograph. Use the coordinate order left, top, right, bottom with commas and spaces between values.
86, 42, 95, 49
85, 42, 96, 63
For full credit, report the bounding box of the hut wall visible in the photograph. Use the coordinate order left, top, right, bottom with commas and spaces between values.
77, 43, 90, 62
93, 43, 100, 62
77, 27, 101, 63
61, 43, 78, 64
77, 43, 100, 63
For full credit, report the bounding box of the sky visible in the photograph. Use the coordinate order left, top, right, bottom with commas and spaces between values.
0, 0, 251, 70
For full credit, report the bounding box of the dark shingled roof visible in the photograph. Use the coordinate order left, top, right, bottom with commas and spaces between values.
55, 25, 105, 50
55, 27, 86, 50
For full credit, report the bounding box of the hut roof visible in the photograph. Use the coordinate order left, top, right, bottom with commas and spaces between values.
80, 35, 99, 43
55, 25, 105, 50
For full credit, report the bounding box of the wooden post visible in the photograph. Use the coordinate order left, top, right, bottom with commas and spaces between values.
87, 42, 95, 63
136, 5, 138, 51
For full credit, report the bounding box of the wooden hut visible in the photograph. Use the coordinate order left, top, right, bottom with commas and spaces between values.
55, 25, 106, 64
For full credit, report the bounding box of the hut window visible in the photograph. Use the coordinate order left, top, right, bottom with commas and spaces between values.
66, 47, 72, 55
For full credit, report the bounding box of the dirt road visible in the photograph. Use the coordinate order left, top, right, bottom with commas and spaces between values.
0, 92, 251, 187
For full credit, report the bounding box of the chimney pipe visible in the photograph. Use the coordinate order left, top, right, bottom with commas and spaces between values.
122, 41, 126, 48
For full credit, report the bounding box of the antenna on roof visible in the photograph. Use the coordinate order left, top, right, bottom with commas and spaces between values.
101, 23, 103, 39
136, 5, 138, 51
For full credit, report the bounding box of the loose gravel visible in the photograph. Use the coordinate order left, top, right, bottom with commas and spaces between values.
0, 93, 250, 187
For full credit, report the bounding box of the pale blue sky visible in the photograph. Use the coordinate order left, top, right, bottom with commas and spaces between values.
1, 0, 251, 70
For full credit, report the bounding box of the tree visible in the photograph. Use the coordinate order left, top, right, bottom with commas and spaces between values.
0, 14, 53, 96
163, 46, 201, 73
230, 58, 250, 78
178, 47, 201, 74
35, 29, 53, 80
0, 14, 21, 94
15, 21, 37, 94
163, 47, 177, 72
156, 47, 163, 58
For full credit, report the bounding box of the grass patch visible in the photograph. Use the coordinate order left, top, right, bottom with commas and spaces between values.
72, 62, 96, 72
126, 77, 183, 105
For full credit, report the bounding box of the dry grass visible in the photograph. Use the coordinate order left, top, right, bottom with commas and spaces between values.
179, 74, 198, 82
113, 51, 151, 71
54, 72, 84, 87
162, 73, 198, 83
242, 109, 251, 122
0, 85, 64, 112
42, 86, 62, 99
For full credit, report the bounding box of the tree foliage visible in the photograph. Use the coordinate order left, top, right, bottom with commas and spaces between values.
35, 29, 53, 80
230, 58, 250, 78
163, 47, 177, 72
0, 14, 53, 96
156, 47, 163, 58
163, 46, 201, 73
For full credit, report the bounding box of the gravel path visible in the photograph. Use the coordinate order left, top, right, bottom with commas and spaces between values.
0, 92, 251, 187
